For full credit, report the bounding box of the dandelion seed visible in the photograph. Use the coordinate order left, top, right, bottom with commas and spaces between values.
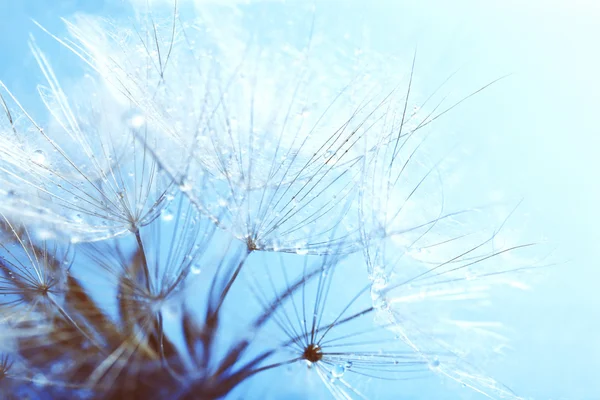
0, 44, 173, 241
218, 247, 437, 398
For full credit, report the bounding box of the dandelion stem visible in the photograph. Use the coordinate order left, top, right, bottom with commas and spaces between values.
213, 249, 251, 316
133, 228, 152, 293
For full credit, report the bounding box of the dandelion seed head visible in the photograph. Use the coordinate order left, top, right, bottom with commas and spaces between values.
245, 235, 260, 251
302, 343, 323, 363
0, 63, 174, 242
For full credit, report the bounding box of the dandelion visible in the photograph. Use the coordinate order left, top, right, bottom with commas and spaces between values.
0, 2, 548, 400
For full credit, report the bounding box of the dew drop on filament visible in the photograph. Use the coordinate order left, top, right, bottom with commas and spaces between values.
128, 113, 146, 129
31, 150, 46, 165
331, 364, 346, 379
190, 264, 201, 275
179, 181, 193, 192
161, 210, 174, 222
295, 248, 309, 256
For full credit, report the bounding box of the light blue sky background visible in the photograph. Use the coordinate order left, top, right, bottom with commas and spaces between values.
0, 0, 598, 399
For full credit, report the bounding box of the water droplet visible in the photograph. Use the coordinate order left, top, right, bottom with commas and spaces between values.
128, 113, 145, 128
161, 210, 174, 222
190, 264, 201, 275
429, 358, 440, 369
31, 150, 46, 165
295, 248, 309, 256
270, 240, 281, 252
331, 364, 346, 378
179, 181, 192, 192
298, 109, 310, 118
